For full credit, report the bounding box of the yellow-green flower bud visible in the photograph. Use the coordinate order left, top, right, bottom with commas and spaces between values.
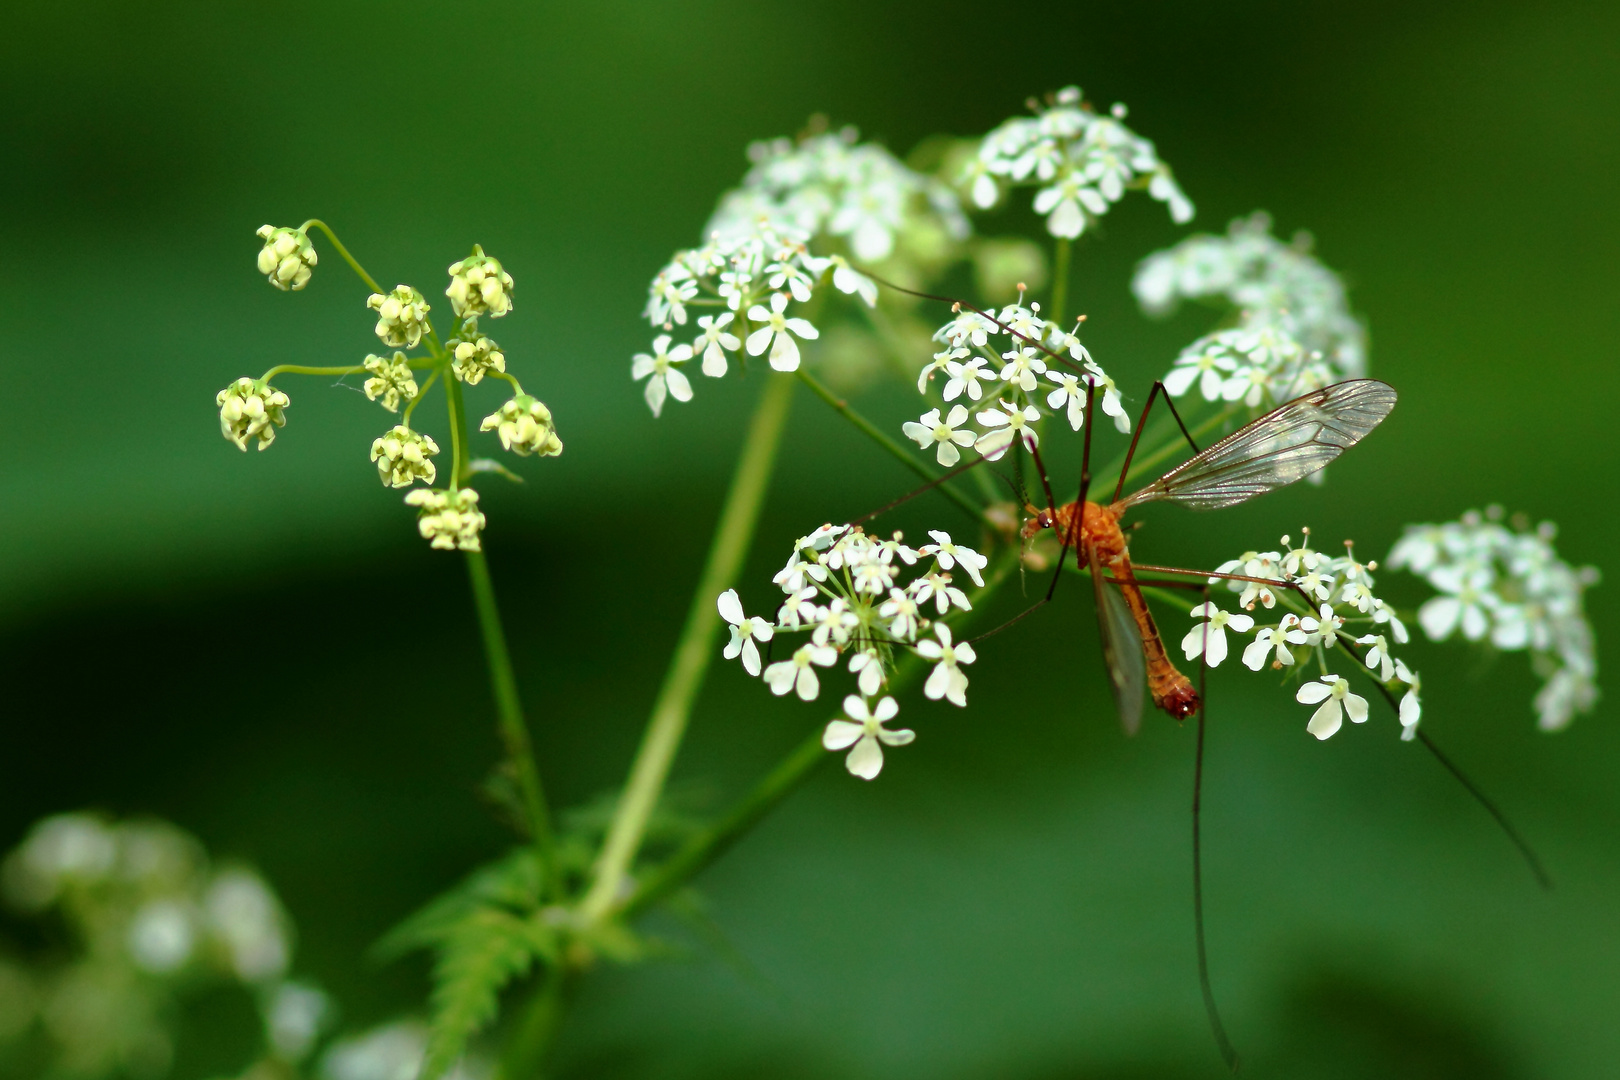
451, 335, 506, 385
446, 246, 514, 320
480, 395, 562, 458
255, 225, 317, 291
362, 352, 418, 412
403, 487, 486, 551
216, 377, 289, 451
366, 285, 431, 349
370, 425, 439, 488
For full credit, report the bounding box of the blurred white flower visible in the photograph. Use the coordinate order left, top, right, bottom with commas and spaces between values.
823, 695, 913, 779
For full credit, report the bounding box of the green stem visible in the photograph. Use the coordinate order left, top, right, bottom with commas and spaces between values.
446, 373, 469, 488
259, 363, 366, 381
465, 549, 557, 888
793, 369, 985, 524
300, 219, 385, 295
402, 368, 441, 428
1050, 237, 1071, 328
499, 964, 571, 1080
620, 547, 1021, 919
579, 372, 797, 920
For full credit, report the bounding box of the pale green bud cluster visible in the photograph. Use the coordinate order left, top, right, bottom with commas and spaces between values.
481, 395, 563, 457
404, 487, 485, 551
451, 334, 506, 385
370, 425, 439, 488
217, 377, 289, 451
446, 246, 515, 319
255, 225, 317, 291
366, 285, 431, 348
362, 352, 419, 411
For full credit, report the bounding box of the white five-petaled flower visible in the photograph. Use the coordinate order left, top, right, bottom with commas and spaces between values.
694, 313, 741, 377
848, 650, 885, 697
1181, 602, 1253, 667
902, 405, 977, 467
1417, 565, 1495, 641
1296, 674, 1369, 740
878, 588, 922, 640
1287, 605, 1344, 648
1393, 659, 1422, 739
1082, 362, 1132, 433
918, 347, 963, 393
917, 623, 977, 706
745, 292, 819, 371
718, 589, 775, 676
827, 256, 878, 307
909, 570, 971, 614
1242, 620, 1297, 671
1356, 634, 1396, 681
920, 531, 988, 587
1045, 370, 1089, 431
763, 643, 837, 701
999, 346, 1047, 392
777, 586, 821, 628
631, 334, 694, 417
974, 399, 1041, 461
1032, 173, 1108, 238
943, 354, 990, 402
823, 695, 914, 780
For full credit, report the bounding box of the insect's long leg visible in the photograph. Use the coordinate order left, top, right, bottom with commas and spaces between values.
1078, 377, 1097, 509
1113, 381, 1202, 505
1024, 442, 1070, 606
849, 454, 994, 527
1192, 579, 1240, 1072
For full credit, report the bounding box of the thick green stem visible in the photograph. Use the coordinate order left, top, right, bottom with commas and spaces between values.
1050, 237, 1071, 328
300, 219, 385, 295
579, 373, 797, 919
465, 549, 556, 884
499, 965, 571, 1080
793, 369, 985, 524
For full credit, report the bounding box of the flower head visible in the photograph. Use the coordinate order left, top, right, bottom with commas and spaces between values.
404, 487, 486, 551
370, 425, 439, 488
366, 285, 431, 349
255, 225, 317, 291
451, 335, 506, 385
445, 246, 514, 319
481, 396, 562, 457
216, 378, 289, 451
362, 352, 418, 412
823, 695, 913, 779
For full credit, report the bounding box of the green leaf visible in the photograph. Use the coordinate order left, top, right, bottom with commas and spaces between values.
373, 847, 543, 962
420, 907, 557, 1080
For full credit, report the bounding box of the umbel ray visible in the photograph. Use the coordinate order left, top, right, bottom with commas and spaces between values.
841, 276, 1552, 1071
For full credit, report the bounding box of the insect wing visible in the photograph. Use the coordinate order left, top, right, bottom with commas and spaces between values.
1119, 379, 1397, 512
1091, 551, 1146, 736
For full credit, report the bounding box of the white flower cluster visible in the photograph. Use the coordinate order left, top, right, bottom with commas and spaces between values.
405, 487, 486, 551
1136, 212, 1367, 408
1186, 529, 1422, 741
907, 300, 1130, 464
707, 124, 969, 263
255, 225, 318, 291
719, 525, 989, 779
362, 351, 419, 412
451, 333, 506, 385
445, 245, 514, 320
1389, 507, 1600, 731
217, 377, 290, 451
965, 86, 1193, 238
366, 285, 431, 349
370, 425, 439, 488
481, 395, 563, 457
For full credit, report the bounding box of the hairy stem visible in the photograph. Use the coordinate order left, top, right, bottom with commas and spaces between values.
579, 372, 797, 919
300, 219, 385, 295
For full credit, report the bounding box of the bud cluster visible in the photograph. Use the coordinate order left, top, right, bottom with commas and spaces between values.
255, 225, 318, 291
446, 246, 515, 319
451, 334, 506, 385
217, 377, 290, 451
404, 487, 486, 551
481, 396, 562, 457
362, 351, 419, 412
370, 425, 439, 488
366, 285, 431, 349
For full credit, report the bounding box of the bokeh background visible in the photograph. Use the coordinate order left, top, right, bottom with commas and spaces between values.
3, 1, 1618, 1076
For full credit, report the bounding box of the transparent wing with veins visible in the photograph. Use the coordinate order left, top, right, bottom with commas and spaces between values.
1091, 550, 1146, 736
1118, 379, 1398, 512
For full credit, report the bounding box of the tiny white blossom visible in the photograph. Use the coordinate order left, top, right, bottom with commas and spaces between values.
1417, 565, 1495, 641
694, 313, 741, 377
916, 623, 977, 706
718, 589, 775, 676
823, 695, 913, 780
745, 292, 819, 372
828, 255, 878, 306
902, 405, 977, 467
909, 570, 971, 614
998, 346, 1047, 392
920, 531, 988, 587
1296, 674, 1369, 740
1045, 370, 1089, 431
451, 335, 506, 385
1356, 634, 1396, 682
848, 650, 886, 697
777, 586, 821, 628
1287, 604, 1345, 648
943, 354, 991, 402
404, 487, 486, 551
811, 597, 859, 647
1242, 621, 1296, 671
1394, 658, 1422, 739
879, 588, 922, 640
1083, 362, 1132, 433
631, 334, 694, 417
763, 643, 836, 701
918, 347, 961, 393
1181, 602, 1253, 667
974, 399, 1041, 461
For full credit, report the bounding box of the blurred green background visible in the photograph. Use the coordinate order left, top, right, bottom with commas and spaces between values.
3, 0, 1618, 1076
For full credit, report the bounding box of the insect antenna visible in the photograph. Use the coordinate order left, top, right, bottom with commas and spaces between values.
1192, 587, 1241, 1072
848, 454, 994, 527
1113, 380, 1201, 504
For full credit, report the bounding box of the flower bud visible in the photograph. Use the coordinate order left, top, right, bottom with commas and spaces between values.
370, 425, 439, 488
255, 225, 317, 291
404, 487, 486, 551
362, 352, 419, 412
446, 246, 514, 319
216, 377, 289, 451
480, 395, 563, 458
366, 285, 431, 349
451, 335, 506, 385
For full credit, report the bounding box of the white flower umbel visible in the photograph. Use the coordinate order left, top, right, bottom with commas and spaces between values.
917, 623, 977, 706
1297, 674, 1369, 740
745, 292, 819, 372
255, 225, 317, 291
451, 335, 506, 385
694, 313, 740, 377
823, 695, 914, 780
362, 352, 418, 412
718, 589, 774, 676
404, 487, 486, 552
481, 396, 563, 457
902, 405, 977, 466
1389, 507, 1600, 730
974, 399, 1041, 461
370, 425, 439, 488
632, 334, 694, 417
366, 285, 431, 349
445, 245, 514, 320
763, 643, 837, 701
217, 378, 289, 451
1181, 602, 1253, 667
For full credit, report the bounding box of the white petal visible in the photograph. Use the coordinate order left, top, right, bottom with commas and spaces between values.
846, 736, 884, 779
745, 326, 773, 356
1307, 700, 1343, 740
795, 666, 820, 701
924, 663, 950, 700
1226, 613, 1254, 633
740, 637, 761, 677
665, 366, 693, 403
936, 441, 961, 467
823, 719, 863, 751
717, 589, 744, 626
877, 725, 915, 747
872, 696, 899, 721
1418, 597, 1461, 640
1345, 692, 1369, 724
643, 375, 667, 417
1296, 682, 1333, 705
1181, 625, 1207, 661
769, 332, 801, 372
1204, 627, 1228, 667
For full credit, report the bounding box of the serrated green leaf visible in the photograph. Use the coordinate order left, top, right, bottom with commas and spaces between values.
372, 848, 543, 962
420, 907, 556, 1080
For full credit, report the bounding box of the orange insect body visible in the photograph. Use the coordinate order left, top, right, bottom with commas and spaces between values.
1024, 499, 1201, 720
